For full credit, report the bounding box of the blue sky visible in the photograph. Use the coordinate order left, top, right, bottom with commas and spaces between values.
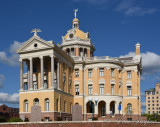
0, 0, 160, 113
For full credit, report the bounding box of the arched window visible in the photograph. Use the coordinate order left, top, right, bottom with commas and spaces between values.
127, 103, 132, 114
34, 98, 39, 105
24, 100, 28, 112
45, 98, 49, 111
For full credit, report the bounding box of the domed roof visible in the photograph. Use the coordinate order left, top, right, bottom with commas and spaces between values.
64, 28, 87, 40
72, 18, 79, 22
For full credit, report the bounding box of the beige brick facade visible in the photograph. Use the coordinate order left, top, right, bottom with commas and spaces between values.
17, 12, 142, 121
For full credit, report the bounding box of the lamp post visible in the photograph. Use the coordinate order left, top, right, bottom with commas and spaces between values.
88, 97, 99, 120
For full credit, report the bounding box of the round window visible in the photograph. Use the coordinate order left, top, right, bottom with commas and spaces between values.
69, 34, 73, 38
34, 43, 38, 47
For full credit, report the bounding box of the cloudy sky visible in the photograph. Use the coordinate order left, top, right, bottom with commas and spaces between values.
0, 0, 160, 112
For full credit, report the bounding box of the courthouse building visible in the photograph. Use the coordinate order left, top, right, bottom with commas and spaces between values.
17, 10, 142, 121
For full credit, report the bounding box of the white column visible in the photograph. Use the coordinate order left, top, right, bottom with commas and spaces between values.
106, 103, 110, 114
40, 56, 44, 89
27, 60, 30, 90
57, 61, 60, 89
20, 59, 23, 90
115, 102, 119, 114
95, 104, 98, 114
29, 58, 33, 90
51, 55, 54, 88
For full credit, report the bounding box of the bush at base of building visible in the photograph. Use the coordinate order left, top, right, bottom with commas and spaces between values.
0, 118, 7, 122
142, 113, 160, 121
8, 117, 23, 122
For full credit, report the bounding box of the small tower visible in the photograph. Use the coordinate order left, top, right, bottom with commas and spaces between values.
72, 9, 79, 29
136, 43, 141, 55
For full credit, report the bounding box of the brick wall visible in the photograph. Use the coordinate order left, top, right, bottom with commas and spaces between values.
0, 121, 160, 127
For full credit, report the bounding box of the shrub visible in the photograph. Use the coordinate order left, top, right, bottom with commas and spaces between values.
8, 117, 23, 122
57, 117, 62, 121
0, 117, 7, 122
92, 117, 98, 121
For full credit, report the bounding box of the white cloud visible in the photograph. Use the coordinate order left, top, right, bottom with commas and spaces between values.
120, 51, 160, 75
0, 74, 5, 89
116, 0, 157, 16
0, 93, 19, 104
141, 92, 145, 98
0, 41, 22, 66
141, 101, 146, 109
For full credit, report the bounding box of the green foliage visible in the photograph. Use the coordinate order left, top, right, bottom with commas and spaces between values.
0, 117, 7, 122
142, 113, 160, 122
8, 117, 23, 122
92, 117, 98, 121
57, 117, 62, 121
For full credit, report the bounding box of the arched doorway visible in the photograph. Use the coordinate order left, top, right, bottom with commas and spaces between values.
110, 101, 115, 115
98, 101, 106, 116
86, 101, 94, 113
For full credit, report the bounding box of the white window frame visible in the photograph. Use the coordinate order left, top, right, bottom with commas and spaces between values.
45, 99, 49, 111
88, 69, 92, 77
99, 68, 104, 77
127, 71, 132, 79
99, 84, 104, 95
88, 84, 92, 95
127, 86, 132, 96
75, 69, 79, 77
127, 104, 132, 114
111, 69, 114, 77
24, 100, 28, 112
75, 85, 79, 95
111, 84, 114, 95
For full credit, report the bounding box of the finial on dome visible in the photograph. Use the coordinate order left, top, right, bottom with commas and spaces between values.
73, 8, 78, 18
72, 9, 79, 29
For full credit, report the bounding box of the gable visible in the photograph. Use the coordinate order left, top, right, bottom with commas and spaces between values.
17, 36, 54, 53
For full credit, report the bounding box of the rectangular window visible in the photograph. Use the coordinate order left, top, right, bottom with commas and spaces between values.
127, 86, 132, 96
152, 92, 155, 95
148, 108, 150, 110
127, 71, 132, 79
88, 69, 92, 77
152, 100, 154, 103
157, 91, 158, 94
111, 68, 114, 77
75, 85, 79, 95
75, 69, 79, 77
99, 68, 104, 77
99, 84, 104, 95
148, 101, 150, 103
152, 97, 154, 99
88, 84, 92, 95
152, 104, 154, 106
153, 111, 154, 114
157, 97, 159, 99
148, 104, 150, 106
148, 111, 150, 114
148, 97, 150, 99
157, 104, 159, 106
111, 84, 114, 95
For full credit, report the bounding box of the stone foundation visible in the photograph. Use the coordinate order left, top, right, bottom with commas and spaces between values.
20, 112, 72, 121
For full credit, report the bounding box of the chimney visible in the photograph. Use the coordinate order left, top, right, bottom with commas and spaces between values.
136, 43, 141, 55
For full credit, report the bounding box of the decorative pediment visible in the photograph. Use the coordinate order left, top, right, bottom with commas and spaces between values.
17, 35, 54, 53
126, 81, 132, 86
110, 79, 116, 84
98, 78, 106, 84
74, 80, 80, 84
87, 79, 93, 84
